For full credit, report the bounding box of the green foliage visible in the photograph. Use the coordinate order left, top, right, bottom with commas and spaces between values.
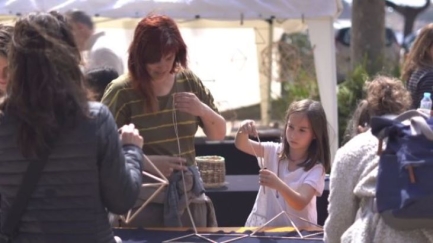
337, 62, 402, 146
391, 64, 401, 79
272, 33, 319, 121
273, 70, 320, 121
337, 64, 370, 146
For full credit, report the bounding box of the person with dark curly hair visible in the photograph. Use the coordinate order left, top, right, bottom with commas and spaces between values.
324, 76, 433, 243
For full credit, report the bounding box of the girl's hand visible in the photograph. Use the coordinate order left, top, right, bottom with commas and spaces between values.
259, 169, 282, 190
238, 119, 258, 137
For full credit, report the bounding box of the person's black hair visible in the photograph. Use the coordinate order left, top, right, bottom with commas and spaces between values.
86, 67, 119, 101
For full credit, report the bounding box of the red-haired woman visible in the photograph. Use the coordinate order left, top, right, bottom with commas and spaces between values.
102, 15, 226, 227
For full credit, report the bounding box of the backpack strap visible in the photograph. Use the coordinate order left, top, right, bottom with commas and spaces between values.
393, 110, 428, 123
409, 116, 433, 140
0, 153, 50, 241
371, 110, 429, 155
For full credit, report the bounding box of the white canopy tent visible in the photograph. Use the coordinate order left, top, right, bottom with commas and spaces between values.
0, 0, 342, 158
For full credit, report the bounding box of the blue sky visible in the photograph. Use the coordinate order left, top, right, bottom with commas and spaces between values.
344, 0, 427, 7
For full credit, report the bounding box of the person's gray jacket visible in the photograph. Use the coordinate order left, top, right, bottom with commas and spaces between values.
0, 102, 143, 243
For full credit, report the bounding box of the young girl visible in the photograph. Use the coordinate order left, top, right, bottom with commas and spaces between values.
235, 99, 331, 228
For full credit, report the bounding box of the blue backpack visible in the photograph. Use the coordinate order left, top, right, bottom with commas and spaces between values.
371, 110, 433, 230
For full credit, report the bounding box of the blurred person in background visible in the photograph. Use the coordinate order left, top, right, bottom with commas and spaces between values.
85, 66, 119, 101
402, 23, 433, 110
66, 10, 124, 75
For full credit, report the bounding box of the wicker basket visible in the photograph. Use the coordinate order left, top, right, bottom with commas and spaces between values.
196, 155, 226, 188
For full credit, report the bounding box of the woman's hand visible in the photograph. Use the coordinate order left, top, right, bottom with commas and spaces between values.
119, 124, 143, 148
145, 155, 188, 177
173, 92, 205, 117
259, 169, 283, 190
238, 119, 258, 137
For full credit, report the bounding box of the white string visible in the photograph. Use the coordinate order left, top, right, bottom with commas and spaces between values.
271, 184, 323, 233
250, 151, 323, 237
248, 133, 266, 194
252, 188, 321, 238
248, 133, 262, 160
172, 95, 198, 234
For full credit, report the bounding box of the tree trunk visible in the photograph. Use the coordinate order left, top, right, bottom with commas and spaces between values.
404, 14, 417, 38
351, 0, 386, 76
385, 0, 431, 39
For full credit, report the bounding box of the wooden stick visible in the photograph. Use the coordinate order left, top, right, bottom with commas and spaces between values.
123, 154, 169, 224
